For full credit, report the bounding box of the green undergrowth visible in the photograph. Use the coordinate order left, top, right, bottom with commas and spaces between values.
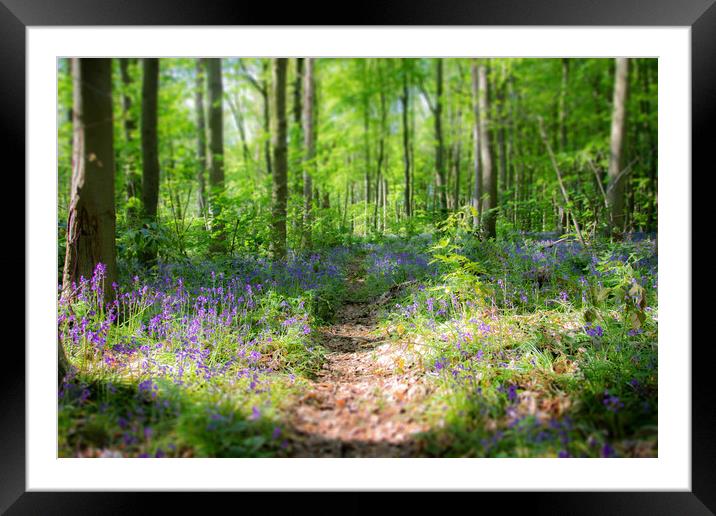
371, 228, 658, 457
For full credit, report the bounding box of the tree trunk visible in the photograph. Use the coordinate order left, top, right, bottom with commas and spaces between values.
471, 61, 481, 229
453, 105, 462, 211
302, 58, 314, 249
262, 60, 272, 176
382, 178, 388, 233
195, 59, 207, 215
638, 59, 657, 232
478, 61, 496, 238
271, 58, 288, 259
140, 58, 160, 264
374, 84, 387, 231
401, 60, 411, 217
291, 58, 304, 198
119, 59, 140, 216
496, 66, 508, 205
293, 58, 304, 126
608, 58, 629, 235
206, 58, 225, 251
434, 59, 447, 214
62, 58, 118, 305
558, 58, 569, 151
363, 79, 371, 236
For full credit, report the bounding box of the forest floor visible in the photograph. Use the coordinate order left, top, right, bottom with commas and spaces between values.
287, 255, 431, 457
58, 234, 658, 458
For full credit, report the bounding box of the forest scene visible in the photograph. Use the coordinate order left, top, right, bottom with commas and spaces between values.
57, 57, 658, 458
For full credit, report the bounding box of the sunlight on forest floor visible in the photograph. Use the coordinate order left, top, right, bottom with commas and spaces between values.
58, 233, 657, 458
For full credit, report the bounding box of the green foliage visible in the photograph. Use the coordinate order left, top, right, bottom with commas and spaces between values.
57, 57, 658, 458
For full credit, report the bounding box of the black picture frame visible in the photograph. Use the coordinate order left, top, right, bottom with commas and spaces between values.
5, 0, 709, 513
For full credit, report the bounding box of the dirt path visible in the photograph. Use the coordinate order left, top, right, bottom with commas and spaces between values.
286, 256, 432, 457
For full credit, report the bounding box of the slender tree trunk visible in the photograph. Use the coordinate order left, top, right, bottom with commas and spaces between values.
410, 89, 416, 217
262, 60, 272, 176
608, 58, 629, 235
194, 59, 207, 215
471, 61, 481, 229
271, 58, 288, 259
478, 61, 496, 238
363, 78, 371, 236
453, 105, 462, 211
140, 58, 160, 264
119, 59, 140, 216
206, 58, 226, 251
466, 121, 473, 212
291, 58, 304, 197
301, 58, 314, 249
293, 58, 304, 127
374, 84, 387, 231
401, 60, 412, 217
382, 178, 388, 233
496, 67, 508, 205
639, 59, 657, 232
558, 58, 570, 151
62, 58, 118, 303
434, 59, 447, 214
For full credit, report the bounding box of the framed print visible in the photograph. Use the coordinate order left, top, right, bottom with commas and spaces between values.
6, 0, 711, 513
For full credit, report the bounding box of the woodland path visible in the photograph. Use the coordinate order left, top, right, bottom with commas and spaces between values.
286, 255, 433, 457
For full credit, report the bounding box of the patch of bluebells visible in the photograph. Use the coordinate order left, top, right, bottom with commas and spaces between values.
58, 251, 354, 456
585, 323, 604, 338
363, 238, 437, 285
58, 251, 343, 386
602, 390, 625, 413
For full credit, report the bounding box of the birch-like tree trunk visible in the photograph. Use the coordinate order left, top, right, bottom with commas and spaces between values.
401, 60, 411, 217
478, 61, 496, 238
608, 58, 629, 235
471, 60, 481, 229
302, 58, 315, 249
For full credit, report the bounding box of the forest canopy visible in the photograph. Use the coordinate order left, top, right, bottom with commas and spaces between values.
57, 57, 656, 269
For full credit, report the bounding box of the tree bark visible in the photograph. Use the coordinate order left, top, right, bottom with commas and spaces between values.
608, 58, 629, 235
119, 59, 140, 209
478, 61, 496, 238
302, 58, 314, 249
558, 58, 569, 151
471, 60, 481, 229
206, 58, 226, 250
262, 60, 272, 176
194, 59, 207, 215
271, 58, 289, 259
374, 83, 387, 231
293, 58, 304, 127
363, 71, 371, 236
140, 58, 160, 264
434, 59, 447, 214
401, 60, 412, 217
453, 105, 462, 211
62, 58, 118, 304
291, 58, 304, 198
